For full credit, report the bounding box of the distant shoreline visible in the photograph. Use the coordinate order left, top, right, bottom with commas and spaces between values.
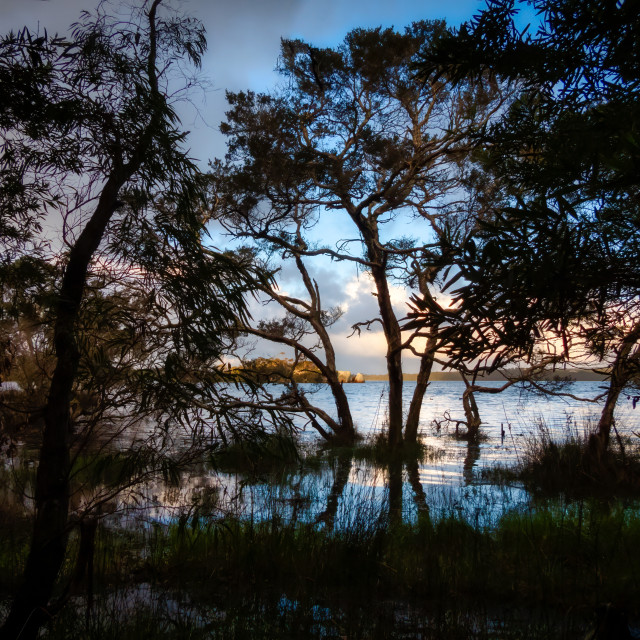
363, 369, 609, 382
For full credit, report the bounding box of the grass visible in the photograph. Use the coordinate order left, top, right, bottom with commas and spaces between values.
3, 491, 640, 638
486, 418, 640, 496
3, 419, 640, 638
208, 431, 302, 478
335, 430, 445, 465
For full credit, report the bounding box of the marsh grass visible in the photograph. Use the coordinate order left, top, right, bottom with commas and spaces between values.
342, 430, 445, 465
487, 418, 640, 496
208, 431, 302, 478
42, 596, 588, 639
3, 427, 640, 638
4, 498, 638, 638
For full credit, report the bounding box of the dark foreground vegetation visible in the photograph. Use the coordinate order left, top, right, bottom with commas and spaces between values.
488, 422, 640, 498
2, 485, 640, 638
2, 497, 640, 638
2, 431, 640, 638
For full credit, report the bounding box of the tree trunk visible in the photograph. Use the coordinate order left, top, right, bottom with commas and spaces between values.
589, 328, 640, 457
345, 205, 403, 449
592, 384, 623, 454
325, 376, 357, 443
404, 333, 437, 443
461, 376, 481, 439
1, 181, 125, 640
386, 352, 404, 449
0, 379, 72, 639
368, 264, 403, 449
590, 366, 629, 457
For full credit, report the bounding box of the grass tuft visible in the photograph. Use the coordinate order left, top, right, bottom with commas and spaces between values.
486, 419, 640, 496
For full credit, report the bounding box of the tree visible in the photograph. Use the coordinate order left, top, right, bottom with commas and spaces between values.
411, 0, 640, 455
212, 21, 507, 449
229, 239, 358, 445
0, 3, 264, 637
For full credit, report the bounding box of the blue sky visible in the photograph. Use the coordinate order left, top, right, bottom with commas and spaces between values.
0, 0, 533, 373
0, 0, 487, 162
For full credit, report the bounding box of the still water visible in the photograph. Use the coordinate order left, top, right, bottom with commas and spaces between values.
4, 381, 638, 528
115, 381, 639, 528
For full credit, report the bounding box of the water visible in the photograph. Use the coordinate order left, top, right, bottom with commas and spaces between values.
4, 381, 638, 528
304, 379, 619, 435
297, 379, 632, 475
214, 380, 639, 528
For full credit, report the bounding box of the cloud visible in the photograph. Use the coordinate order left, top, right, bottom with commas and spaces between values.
326, 273, 410, 372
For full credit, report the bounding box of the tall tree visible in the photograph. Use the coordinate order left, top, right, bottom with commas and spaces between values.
412, 0, 640, 454
213, 21, 507, 449
0, 3, 263, 637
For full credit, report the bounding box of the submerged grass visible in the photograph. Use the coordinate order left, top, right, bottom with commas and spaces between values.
208, 431, 302, 478
3, 418, 640, 638
3, 494, 640, 638
343, 430, 445, 465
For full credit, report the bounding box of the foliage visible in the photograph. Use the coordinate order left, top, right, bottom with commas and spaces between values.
412, 0, 640, 365
407, 0, 640, 453
213, 20, 509, 447
0, 3, 270, 637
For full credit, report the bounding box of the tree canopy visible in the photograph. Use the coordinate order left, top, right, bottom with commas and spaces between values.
0, 3, 266, 637
409, 0, 640, 451
213, 20, 508, 447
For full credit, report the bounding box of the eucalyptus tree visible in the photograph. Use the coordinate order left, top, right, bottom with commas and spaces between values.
0, 3, 266, 637
228, 239, 358, 445
412, 0, 640, 455
213, 21, 508, 449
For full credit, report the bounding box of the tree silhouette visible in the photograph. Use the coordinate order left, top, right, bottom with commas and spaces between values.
411, 0, 640, 453
0, 3, 264, 637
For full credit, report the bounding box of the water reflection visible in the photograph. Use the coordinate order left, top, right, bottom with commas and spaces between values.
3, 381, 637, 530
406, 455, 429, 517
315, 452, 352, 531
463, 438, 481, 486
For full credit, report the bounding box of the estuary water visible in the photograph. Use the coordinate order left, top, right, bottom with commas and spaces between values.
295, 379, 637, 472
113, 380, 640, 528
4, 381, 639, 528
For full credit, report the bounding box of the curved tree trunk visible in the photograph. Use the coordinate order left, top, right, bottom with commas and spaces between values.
244, 331, 358, 445
589, 326, 640, 458
248, 251, 358, 445
293, 254, 358, 442
1, 180, 125, 640
461, 375, 482, 439
404, 333, 437, 444
324, 376, 356, 442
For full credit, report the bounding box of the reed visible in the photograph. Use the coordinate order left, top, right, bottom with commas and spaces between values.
10, 498, 636, 638
2, 425, 640, 638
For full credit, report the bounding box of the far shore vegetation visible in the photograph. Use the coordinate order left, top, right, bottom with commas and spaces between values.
232, 356, 610, 382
